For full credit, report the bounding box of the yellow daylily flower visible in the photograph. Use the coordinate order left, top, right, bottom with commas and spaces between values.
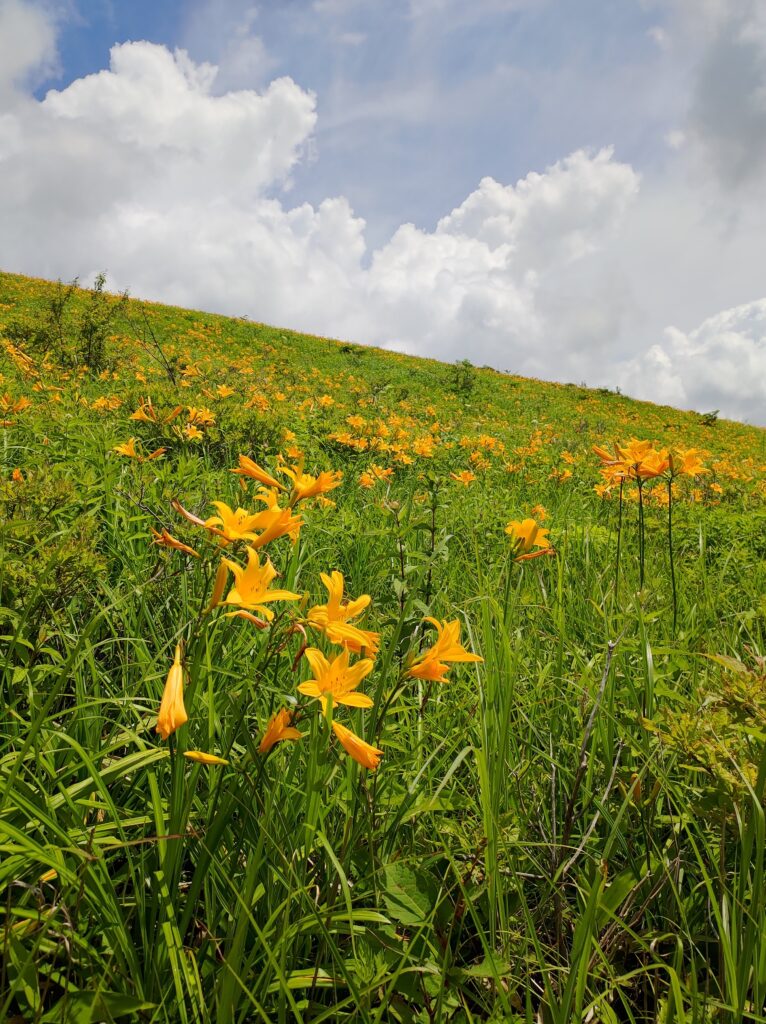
204, 501, 264, 544
156, 644, 188, 740
297, 648, 374, 709
279, 455, 342, 504
258, 708, 303, 753
407, 618, 483, 684
449, 470, 476, 486
200, 498, 303, 548
504, 518, 552, 560
114, 437, 139, 458
306, 571, 380, 655
184, 751, 229, 765
331, 720, 383, 771
221, 546, 300, 620
230, 454, 285, 491
672, 448, 708, 477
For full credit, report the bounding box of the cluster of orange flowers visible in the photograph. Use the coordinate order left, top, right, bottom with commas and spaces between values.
359, 464, 394, 489
0, 392, 32, 427
593, 439, 708, 496
152, 450, 483, 773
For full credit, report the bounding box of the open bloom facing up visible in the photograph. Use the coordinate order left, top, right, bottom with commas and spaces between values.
114, 437, 139, 458
297, 647, 374, 710
632, 449, 670, 480
505, 518, 553, 561
307, 571, 380, 655
332, 720, 383, 771
222, 546, 299, 619
595, 439, 674, 484
614, 439, 669, 480
450, 470, 476, 486
258, 708, 303, 754
672, 448, 708, 477
113, 437, 167, 462
250, 488, 303, 545
156, 644, 188, 740
188, 499, 302, 548
280, 455, 342, 504
407, 618, 483, 683
203, 501, 267, 544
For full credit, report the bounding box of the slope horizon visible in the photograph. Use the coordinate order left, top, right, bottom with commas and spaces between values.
3, 266, 763, 434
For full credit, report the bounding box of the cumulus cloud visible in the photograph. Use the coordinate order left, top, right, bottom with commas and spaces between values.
620, 301, 766, 424
0, 36, 641, 376
0, 0, 57, 99
365, 149, 640, 377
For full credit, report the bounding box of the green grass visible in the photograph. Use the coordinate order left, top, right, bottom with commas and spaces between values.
1, 269, 765, 1022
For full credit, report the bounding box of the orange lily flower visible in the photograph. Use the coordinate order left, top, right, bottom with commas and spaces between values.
231, 455, 285, 491
407, 618, 483, 683
306, 571, 380, 655
331, 720, 383, 771
221, 546, 300, 620
297, 648, 374, 710
156, 644, 188, 740
258, 708, 303, 753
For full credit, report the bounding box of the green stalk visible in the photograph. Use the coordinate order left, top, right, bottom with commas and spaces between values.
668, 474, 677, 633
614, 477, 624, 598
637, 477, 645, 590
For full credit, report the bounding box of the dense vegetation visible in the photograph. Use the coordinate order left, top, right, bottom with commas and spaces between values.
1, 269, 765, 1023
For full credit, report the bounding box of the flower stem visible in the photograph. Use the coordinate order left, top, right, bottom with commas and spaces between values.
615, 478, 624, 597
668, 475, 677, 633
637, 478, 645, 590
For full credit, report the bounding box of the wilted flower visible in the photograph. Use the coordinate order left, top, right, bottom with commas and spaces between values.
151, 528, 199, 558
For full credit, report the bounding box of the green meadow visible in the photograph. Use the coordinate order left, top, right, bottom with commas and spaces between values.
1, 268, 765, 1023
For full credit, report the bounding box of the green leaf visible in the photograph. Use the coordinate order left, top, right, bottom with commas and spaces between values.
382, 862, 437, 926
41, 991, 155, 1023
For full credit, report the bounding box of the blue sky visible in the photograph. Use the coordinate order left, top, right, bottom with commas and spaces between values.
47, 0, 676, 246
3, 0, 766, 422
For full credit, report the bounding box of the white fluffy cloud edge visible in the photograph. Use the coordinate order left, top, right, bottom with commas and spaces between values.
1, 8, 764, 425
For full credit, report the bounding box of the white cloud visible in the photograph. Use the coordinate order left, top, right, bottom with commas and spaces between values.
619, 300, 766, 423
362, 149, 640, 377
663, 0, 766, 188
0, 0, 57, 99
0, 35, 641, 376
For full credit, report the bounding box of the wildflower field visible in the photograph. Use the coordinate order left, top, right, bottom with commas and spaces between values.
1, 268, 766, 1024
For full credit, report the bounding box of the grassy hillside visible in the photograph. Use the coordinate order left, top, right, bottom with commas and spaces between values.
1, 268, 765, 1023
